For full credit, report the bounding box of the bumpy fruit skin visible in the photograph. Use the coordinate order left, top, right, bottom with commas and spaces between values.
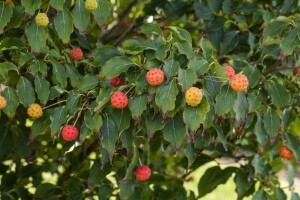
70, 48, 83, 61
0, 96, 7, 109
85, 0, 98, 11
293, 67, 300, 76
111, 76, 126, 86
27, 104, 43, 119
111, 91, 128, 108
279, 146, 293, 160
135, 166, 151, 181
230, 74, 249, 92
62, 125, 78, 141
224, 65, 235, 79
185, 87, 203, 107
35, 13, 49, 27
146, 68, 164, 86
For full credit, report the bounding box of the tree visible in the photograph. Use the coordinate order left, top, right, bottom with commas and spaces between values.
0, 0, 300, 199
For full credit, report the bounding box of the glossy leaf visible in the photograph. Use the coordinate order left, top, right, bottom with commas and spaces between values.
54, 8, 73, 44
16, 77, 35, 108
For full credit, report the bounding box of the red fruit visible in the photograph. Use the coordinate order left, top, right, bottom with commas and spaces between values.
293, 67, 300, 76
111, 76, 126, 86
230, 74, 249, 92
146, 68, 164, 86
111, 91, 128, 108
224, 65, 235, 79
135, 166, 151, 181
70, 48, 83, 61
278, 146, 293, 160
121, 21, 129, 28
62, 125, 78, 141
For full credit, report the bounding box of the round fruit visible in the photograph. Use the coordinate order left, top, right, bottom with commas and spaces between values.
70, 48, 83, 61
0, 96, 7, 109
85, 0, 98, 11
230, 74, 249, 92
62, 125, 78, 141
293, 67, 300, 76
135, 166, 151, 181
35, 13, 49, 27
111, 91, 128, 108
111, 76, 125, 86
146, 68, 164, 86
278, 146, 293, 160
27, 103, 43, 119
224, 65, 235, 79
185, 87, 203, 107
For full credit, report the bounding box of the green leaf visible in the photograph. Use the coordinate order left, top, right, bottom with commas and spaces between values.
198, 166, 236, 198
93, 0, 111, 25
50, 0, 65, 11
163, 114, 186, 150
75, 75, 98, 92
125, 146, 139, 178
268, 81, 291, 108
263, 19, 290, 38
31, 60, 48, 76
220, 31, 239, 54
188, 56, 209, 76
0, 37, 26, 51
291, 192, 300, 200
184, 143, 196, 168
248, 92, 262, 113
286, 133, 300, 160
31, 114, 51, 137
141, 23, 163, 37
50, 106, 67, 135
16, 77, 36, 108
203, 90, 215, 128
128, 95, 147, 118
123, 39, 156, 53
243, 65, 261, 88
174, 41, 193, 59
84, 110, 103, 132
101, 118, 118, 162
25, 22, 47, 53
281, 0, 298, 14
2, 87, 19, 118
88, 161, 111, 184
51, 61, 67, 89
281, 27, 299, 55
72, 0, 90, 32
19, 52, 34, 66
120, 129, 134, 148
254, 114, 268, 145
145, 114, 164, 139
287, 163, 294, 186
215, 84, 237, 115
251, 155, 270, 177
119, 180, 134, 199
7, 6, 26, 29
155, 79, 179, 114
233, 92, 248, 121
253, 188, 271, 200
234, 170, 255, 199
168, 26, 192, 46
66, 91, 81, 115
274, 188, 287, 200
263, 107, 280, 137
34, 75, 50, 105
54, 8, 73, 44
21, 0, 42, 14
207, 0, 222, 13
163, 51, 180, 78
110, 108, 131, 133
92, 46, 121, 66
0, 2, 13, 34
66, 64, 81, 87
101, 56, 138, 79
183, 97, 210, 132
178, 68, 197, 92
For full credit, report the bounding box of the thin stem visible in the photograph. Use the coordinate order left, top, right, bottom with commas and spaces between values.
73, 100, 88, 126
138, 157, 143, 166
125, 85, 135, 95
42, 100, 67, 110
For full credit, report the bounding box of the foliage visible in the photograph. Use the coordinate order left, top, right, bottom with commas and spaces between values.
1, 0, 300, 199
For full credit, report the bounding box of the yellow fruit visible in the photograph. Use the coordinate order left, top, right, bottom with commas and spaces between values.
35, 13, 49, 27
185, 87, 203, 107
230, 74, 249, 92
0, 96, 7, 109
27, 103, 43, 119
85, 0, 98, 11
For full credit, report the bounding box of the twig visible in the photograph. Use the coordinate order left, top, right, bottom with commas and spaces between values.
73, 100, 88, 126
42, 100, 67, 110
113, 23, 136, 46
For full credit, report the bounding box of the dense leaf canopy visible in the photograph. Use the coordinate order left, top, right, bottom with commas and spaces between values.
1, 0, 300, 199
